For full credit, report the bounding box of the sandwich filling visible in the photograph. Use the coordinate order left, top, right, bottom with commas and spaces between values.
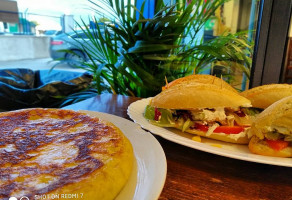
144, 105, 261, 140
255, 126, 292, 151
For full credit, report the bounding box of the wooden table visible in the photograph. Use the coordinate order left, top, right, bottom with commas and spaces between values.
64, 93, 292, 200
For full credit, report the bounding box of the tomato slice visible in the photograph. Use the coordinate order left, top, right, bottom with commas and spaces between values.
194, 123, 244, 134
154, 108, 162, 121
194, 123, 209, 132
214, 126, 245, 134
266, 139, 289, 151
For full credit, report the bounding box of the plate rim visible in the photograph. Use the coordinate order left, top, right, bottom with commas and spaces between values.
127, 98, 292, 168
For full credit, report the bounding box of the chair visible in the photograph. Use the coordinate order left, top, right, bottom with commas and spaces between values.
0, 68, 92, 111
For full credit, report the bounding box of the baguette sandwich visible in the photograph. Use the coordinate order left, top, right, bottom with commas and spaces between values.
163, 74, 238, 93
144, 82, 253, 144
248, 95, 292, 157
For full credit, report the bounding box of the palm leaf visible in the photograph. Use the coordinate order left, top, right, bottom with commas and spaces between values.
60, 0, 253, 100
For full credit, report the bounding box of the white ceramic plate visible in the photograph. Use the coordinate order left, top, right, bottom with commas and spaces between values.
127, 98, 292, 167
80, 110, 167, 200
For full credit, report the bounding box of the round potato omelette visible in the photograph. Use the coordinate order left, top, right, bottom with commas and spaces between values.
0, 108, 134, 200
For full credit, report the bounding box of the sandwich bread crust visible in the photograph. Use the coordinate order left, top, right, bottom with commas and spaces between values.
248, 136, 292, 157
164, 74, 238, 93
151, 83, 251, 109
251, 95, 292, 139
240, 84, 292, 109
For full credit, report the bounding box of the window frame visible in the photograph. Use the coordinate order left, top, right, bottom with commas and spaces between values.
249, 0, 292, 88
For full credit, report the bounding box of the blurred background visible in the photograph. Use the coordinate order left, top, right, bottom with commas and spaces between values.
0, 0, 291, 89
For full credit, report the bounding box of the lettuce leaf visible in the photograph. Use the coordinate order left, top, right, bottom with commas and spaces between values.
144, 105, 155, 120
241, 107, 263, 116
144, 105, 176, 127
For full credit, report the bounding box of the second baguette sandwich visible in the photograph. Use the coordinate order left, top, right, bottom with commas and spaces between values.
249, 95, 292, 157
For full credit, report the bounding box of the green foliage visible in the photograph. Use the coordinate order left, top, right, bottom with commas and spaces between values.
70, 0, 253, 98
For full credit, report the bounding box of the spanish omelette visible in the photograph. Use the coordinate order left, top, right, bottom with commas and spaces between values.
0, 108, 134, 200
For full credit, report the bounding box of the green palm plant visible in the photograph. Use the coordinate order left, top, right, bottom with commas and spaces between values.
65, 0, 253, 100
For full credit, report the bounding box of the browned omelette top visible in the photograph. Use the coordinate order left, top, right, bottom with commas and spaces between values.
0, 108, 124, 198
